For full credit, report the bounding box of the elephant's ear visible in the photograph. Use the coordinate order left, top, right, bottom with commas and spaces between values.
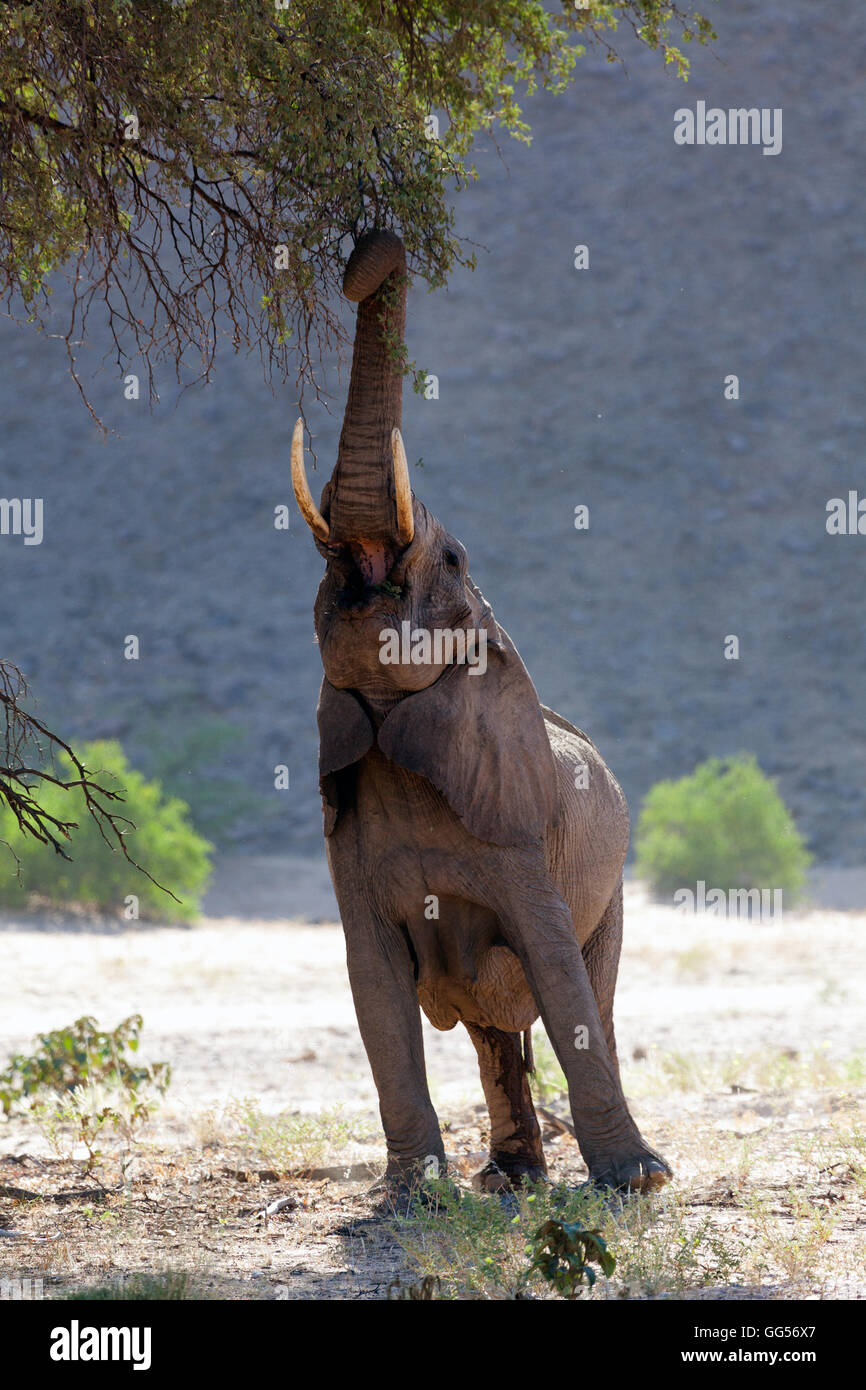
377, 625, 558, 845
317, 679, 374, 836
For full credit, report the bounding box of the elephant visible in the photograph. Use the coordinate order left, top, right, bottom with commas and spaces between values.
292, 228, 670, 1195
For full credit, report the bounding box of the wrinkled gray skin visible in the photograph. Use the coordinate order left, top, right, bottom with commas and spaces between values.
297, 231, 670, 1195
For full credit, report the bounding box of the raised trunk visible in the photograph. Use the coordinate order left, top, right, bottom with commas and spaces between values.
322, 230, 408, 554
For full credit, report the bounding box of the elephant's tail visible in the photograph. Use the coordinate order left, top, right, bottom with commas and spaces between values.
522, 1027, 535, 1075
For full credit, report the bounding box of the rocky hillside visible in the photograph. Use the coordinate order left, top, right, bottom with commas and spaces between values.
1, 0, 863, 863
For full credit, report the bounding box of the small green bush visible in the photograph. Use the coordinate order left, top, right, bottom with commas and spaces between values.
391, 1177, 616, 1300
635, 754, 811, 902
0, 1014, 170, 1170
0, 1013, 170, 1116
530, 1220, 616, 1298
0, 739, 212, 920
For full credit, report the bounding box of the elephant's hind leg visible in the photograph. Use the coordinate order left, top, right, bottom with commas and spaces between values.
580, 880, 670, 1191
582, 880, 624, 1077
465, 1023, 547, 1193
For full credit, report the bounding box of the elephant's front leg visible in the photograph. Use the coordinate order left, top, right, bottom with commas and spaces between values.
492, 863, 669, 1192
342, 908, 445, 1186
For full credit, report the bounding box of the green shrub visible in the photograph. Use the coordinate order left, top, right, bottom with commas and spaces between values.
391, 1178, 616, 1300
0, 1014, 170, 1171
530, 1220, 616, 1298
635, 754, 811, 903
0, 1013, 170, 1116
0, 739, 212, 920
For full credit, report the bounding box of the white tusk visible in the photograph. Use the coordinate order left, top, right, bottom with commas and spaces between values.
391, 427, 415, 546
291, 418, 330, 542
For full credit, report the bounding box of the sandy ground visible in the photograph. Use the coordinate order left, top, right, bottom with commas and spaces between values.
1, 881, 862, 1123
1, 877, 864, 1300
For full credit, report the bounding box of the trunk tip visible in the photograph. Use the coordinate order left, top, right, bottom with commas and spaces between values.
343, 229, 406, 302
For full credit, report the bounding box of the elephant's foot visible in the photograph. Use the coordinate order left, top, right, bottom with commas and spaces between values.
588, 1147, 671, 1195
472, 1157, 548, 1195
368, 1156, 454, 1215
369, 1183, 453, 1217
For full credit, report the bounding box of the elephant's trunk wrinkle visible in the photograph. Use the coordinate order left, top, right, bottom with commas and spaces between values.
327, 231, 408, 546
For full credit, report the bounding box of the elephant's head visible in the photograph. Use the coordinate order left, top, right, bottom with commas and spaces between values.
293, 230, 558, 844
292, 229, 491, 704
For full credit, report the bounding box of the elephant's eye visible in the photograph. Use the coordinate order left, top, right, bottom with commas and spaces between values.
443, 548, 460, 569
